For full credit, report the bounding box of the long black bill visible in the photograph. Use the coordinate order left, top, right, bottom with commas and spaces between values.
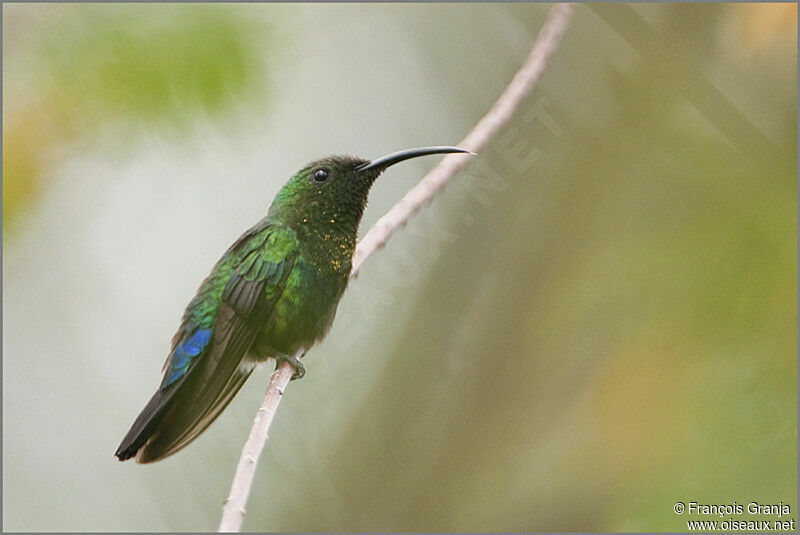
356, 146, 472, 172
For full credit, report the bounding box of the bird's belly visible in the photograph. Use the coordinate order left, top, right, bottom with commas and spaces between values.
250, 259, 345, 361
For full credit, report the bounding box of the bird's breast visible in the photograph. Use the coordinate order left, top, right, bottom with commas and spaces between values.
251, 256, 348, 359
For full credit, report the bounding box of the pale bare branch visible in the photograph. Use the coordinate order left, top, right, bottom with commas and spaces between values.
352, 3, 575, 276
218, 357, 296, 532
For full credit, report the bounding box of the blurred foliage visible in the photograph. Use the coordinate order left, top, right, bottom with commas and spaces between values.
40, 7, 260, 127
2, 3, 796, 532
3, 5, 265, 232
727, 2, 797, 55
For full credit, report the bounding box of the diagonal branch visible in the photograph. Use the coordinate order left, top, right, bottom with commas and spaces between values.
353, 3, 574, 276
218, 4, 574, 532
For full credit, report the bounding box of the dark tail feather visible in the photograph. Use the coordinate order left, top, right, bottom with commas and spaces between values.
115, 388, 177, 461
115, 364, 255, 463
137, 366, 253, 463
118, 293, 269, 463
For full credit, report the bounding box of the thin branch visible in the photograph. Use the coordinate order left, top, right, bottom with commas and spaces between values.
219, 356, 297, 532
218, 4, 574, 532
352, 3, 574, 276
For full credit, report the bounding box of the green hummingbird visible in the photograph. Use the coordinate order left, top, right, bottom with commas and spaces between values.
116, 146, 469, 463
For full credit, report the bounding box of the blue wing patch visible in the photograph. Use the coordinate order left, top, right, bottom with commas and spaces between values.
163, 329, 212, 386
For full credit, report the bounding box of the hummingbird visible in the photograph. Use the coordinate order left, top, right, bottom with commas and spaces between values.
116, 146, 470, 463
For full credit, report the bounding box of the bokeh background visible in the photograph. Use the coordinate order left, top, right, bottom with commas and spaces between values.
3, 3, 796, 532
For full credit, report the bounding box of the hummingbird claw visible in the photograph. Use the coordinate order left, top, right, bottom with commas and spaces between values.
275, 352, 305, 380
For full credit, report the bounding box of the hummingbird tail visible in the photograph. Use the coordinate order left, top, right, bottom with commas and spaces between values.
116, 363, 255, 463
115, 389, 173, 461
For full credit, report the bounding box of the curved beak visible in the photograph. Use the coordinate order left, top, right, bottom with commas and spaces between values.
356, 146, 472, 172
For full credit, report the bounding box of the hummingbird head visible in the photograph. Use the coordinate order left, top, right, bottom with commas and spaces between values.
268, 146, 471, 249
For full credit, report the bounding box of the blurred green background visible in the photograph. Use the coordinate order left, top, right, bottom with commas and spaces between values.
3, 3, 796, 532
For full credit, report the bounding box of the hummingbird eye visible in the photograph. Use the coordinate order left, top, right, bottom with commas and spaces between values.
312, 168, 329, 184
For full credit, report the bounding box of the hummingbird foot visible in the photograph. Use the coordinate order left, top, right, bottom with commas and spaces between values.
274, 352, 305, 380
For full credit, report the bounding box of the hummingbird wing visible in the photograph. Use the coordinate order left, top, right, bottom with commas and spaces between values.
116, 222, 298, 463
